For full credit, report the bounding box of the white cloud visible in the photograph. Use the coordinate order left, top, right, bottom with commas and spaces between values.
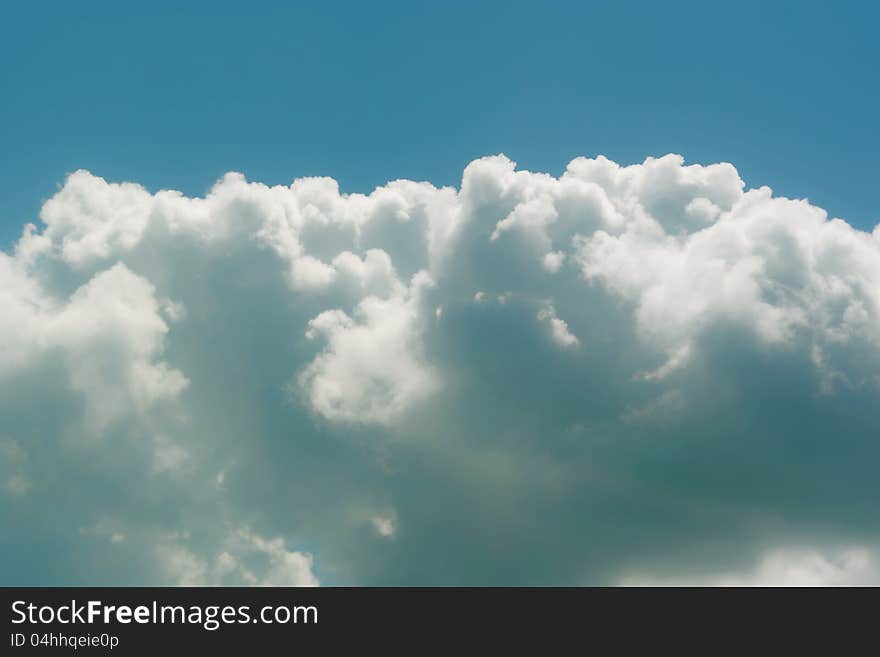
537, 304, 579, 349
0, 256, 187, 431
159, 528, 318, 587
34, 170, 154, 266
299, 273, 439, 424
620, 546, 880, 586
4, 153, 880, 586
372, 516, 396, 538
542, 250, 565, 273
573, 188, 880, 388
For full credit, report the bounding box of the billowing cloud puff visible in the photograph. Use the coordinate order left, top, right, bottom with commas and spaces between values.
299, 272, 439, 425
0, 255, 186, 432
3, 153, 880, 585
537, 304, 580, 349
619, 546, 880, 587
159, 528, 318, 587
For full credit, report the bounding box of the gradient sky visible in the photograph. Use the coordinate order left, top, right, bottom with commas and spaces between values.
2, 0, 878, 249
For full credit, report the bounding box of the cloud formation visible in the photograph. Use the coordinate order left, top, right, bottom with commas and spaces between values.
3, 153, 880, 585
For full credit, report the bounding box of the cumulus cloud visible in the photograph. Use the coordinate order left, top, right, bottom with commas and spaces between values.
620, 546, 880, 586
3, 153, 880, 585
299, 272, 439, 425
537, 304, 580, 349
159, 528, 318, 587
0, 255, 187, 432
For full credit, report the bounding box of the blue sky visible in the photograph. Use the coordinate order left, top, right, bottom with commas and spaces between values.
2, 0, 878, 248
